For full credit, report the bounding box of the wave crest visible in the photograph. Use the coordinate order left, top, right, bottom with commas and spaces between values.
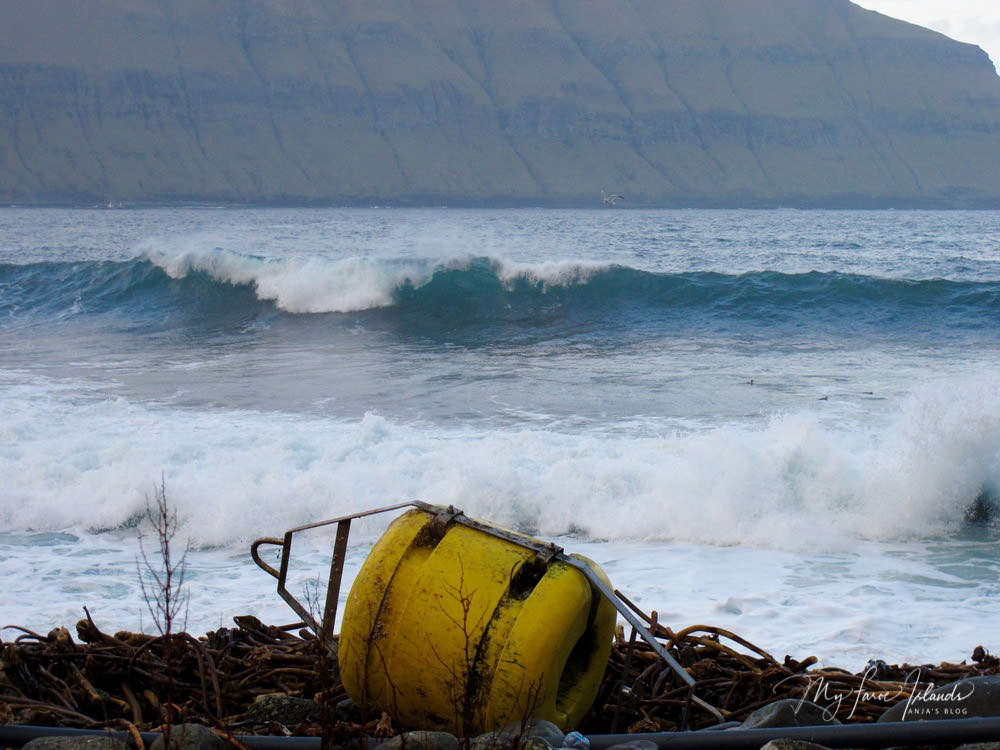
3, 250, 998, 336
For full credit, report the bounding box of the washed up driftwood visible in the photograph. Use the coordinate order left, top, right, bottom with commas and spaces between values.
2, 605, 999, 740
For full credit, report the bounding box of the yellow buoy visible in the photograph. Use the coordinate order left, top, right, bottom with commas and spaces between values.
337, 506, 616, 735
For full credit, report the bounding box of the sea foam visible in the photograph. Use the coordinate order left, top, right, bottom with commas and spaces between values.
145, 242, 431, 313
142, 240, 614, 314
2, 371, 997, 550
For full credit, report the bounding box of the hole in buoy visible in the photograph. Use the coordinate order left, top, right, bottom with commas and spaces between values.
509, 559, 547, 600
555, 615, 601, 713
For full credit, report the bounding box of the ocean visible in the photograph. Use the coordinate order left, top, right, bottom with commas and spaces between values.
1, 206, 998, 670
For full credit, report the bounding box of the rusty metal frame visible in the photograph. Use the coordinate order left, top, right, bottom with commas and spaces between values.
250, 500, 426, 640
250, 500, 724, 726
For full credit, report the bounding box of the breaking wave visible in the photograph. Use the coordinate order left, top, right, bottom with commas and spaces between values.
2, 371, 998, 551
2, 250, 998, 339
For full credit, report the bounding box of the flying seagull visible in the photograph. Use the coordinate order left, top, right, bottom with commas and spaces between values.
602, 190, 624, 206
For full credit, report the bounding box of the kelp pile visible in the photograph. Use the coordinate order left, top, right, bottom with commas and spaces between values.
583, 596, 1000, 732
2, 606, 998, 738
0, 611, 348, 737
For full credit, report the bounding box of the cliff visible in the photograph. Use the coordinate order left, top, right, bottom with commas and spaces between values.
1, 0, 999, 207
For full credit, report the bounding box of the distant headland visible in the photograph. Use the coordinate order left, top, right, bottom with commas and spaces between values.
1, 0, 999, 208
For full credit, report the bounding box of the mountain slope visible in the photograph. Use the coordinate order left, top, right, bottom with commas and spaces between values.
1, 0, 999, 206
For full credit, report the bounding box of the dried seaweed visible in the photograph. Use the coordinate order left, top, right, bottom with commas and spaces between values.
2, 607, 998, 737
581, 600, 1000, 732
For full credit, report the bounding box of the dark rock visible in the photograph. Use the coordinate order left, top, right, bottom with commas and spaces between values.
468, 733, 553, 750
500, 719, 564, 746
605, 741, 658, 750
468, 732, 512, 750
469, 733, 547, 750
23, 738, 129, 750
245, 694, 320, 725
469, 723, 561, 750
865, 658, 908, 682
148, 724, 225, 750
972, 646, 1000, 670
965, 489, 998, 525
742, 698, 841, 728
374, 731, 460, 750
759, 741, 832, 750
335, 697, 362, 722
879, 675, 1000, 722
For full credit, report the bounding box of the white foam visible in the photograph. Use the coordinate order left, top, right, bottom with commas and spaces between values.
493, 258, 610, 288
2, 372, 998, 549
142, 239, 615, 313
143, 240, 436, 313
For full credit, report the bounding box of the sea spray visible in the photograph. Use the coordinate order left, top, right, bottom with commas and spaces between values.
3, 374, 997, 550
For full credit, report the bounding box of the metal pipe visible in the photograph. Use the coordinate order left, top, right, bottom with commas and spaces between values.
5, 719, 1000, 750
0, 726, 374, 750
585, 716, 1000, 749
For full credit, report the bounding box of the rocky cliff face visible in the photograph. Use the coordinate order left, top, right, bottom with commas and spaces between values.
1, 0, 999, 207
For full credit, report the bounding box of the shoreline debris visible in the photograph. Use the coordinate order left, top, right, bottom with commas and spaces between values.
2, 607, 998, 738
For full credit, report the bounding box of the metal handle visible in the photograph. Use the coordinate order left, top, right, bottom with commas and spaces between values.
250, 537, 285, 579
